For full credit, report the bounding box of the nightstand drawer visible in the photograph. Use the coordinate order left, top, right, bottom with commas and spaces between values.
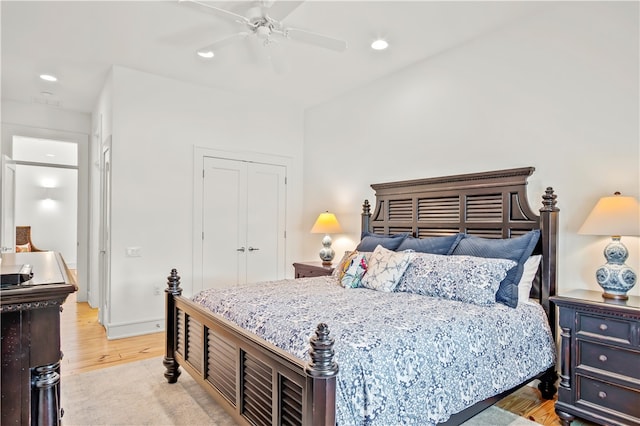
577, 375, 640, 421
296, 266, 329, 278
578, 340, 640, 380
293, 262, 334, 278
577, 313, 633, 345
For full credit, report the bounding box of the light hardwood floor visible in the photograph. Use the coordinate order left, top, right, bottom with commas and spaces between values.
60, 291, 567, 425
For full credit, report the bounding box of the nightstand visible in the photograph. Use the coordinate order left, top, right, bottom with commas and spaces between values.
293, 261, 334, 278
550, 290, 640, 426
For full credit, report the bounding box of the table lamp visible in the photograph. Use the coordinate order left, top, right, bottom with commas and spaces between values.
310, 212, 343, 265
578, 192, 640, 300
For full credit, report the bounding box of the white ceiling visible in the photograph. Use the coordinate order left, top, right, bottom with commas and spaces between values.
1, 1, 547, 114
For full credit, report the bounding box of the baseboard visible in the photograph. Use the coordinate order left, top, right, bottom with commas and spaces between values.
106, 318, 165, 340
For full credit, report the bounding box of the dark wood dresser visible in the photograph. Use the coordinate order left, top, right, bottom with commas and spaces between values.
293, 261, 335, 278
1, 252, 76, 426
551, 290, 640, 426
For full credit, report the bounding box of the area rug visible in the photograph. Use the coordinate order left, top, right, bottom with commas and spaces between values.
61, 357, 540, 425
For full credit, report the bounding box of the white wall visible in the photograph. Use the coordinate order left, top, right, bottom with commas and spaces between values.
303, 2, 640, 296
97, 66, 304, 339
14, 164, 77, 264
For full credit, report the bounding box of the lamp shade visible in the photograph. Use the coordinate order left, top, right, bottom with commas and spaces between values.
578, 192, 640, 237
310, 212, 343, 234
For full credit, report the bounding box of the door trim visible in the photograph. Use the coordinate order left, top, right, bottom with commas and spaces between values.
192, 147, 292, 295
1, 155, 16, 253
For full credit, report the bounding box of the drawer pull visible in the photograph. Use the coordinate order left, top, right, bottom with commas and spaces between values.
598, 391, 607, 399
599, 323, 608, 331
598, 354, 607, 362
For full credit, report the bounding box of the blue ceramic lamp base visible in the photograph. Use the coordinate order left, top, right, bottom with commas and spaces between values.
318, 234, 335, 266
596, 236, 637, 300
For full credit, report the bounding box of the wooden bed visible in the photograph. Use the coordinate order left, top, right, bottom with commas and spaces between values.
163, 166, 559, 425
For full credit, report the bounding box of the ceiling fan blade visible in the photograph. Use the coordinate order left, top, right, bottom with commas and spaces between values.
265, 1, 304, 21
197, 32, 249, 55
179, 0, 250, 25
284, 27, 347, 52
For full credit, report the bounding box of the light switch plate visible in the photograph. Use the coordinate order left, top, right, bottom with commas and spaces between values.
126, 247, 142, 257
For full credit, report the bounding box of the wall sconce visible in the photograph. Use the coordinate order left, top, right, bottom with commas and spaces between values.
42, 187, 53, 201
310, 212, 343, 265
578, 192, 640, 300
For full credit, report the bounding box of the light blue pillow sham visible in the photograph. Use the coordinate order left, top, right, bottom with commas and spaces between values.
396, 252, 516, 306
451, 229, 540, 308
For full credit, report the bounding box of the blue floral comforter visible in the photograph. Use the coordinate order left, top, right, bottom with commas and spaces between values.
192, 276, 555, 425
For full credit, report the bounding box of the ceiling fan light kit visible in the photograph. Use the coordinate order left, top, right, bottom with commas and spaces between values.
197, 50, 214, 58
181, 0, 347, 70
371, 39, 389, 50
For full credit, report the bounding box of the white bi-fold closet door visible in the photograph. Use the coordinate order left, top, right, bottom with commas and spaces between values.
201, 156, 286, 291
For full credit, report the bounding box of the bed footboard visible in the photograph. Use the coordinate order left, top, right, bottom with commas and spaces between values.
163, 269, 338, 426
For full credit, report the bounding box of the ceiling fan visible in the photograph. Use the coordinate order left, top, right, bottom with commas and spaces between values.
179, 0, 347, 70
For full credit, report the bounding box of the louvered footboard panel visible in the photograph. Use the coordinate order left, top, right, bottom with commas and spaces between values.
186, 316, 204, 371
243, 354, 273, 426
281, 375, 303, 426
207, 331, 237, 406
172, 298, 312, 425
176, 310, 185, 358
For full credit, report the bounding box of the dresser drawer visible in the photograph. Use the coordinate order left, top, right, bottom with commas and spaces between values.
577, 312, 633, 345
578, 340, 640, 380
577, 375, 640, 421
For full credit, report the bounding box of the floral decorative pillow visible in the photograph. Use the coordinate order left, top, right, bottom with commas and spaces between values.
360, 245, 413, 292
333, 251, 372, 280
333, 251, 358, 280
340, 253, 368, 288
396, 252, 516, 306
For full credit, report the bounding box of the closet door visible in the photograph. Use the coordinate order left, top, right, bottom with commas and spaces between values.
202, 157, 285, 290
246, 162, 286, 283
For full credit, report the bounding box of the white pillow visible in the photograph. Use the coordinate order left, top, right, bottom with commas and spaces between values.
360, 245, 413, 292
517, 255, 542, 306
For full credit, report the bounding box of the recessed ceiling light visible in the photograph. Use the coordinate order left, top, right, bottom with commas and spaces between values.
39, 74, 58, 82
371, 39, 389, 51
197, 50, 214, 59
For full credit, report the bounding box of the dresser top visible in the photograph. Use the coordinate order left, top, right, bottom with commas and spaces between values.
1, 252, 76, 308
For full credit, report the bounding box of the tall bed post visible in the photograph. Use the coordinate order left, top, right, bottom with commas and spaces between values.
539, 187, 559, 335
163, 269, 182, 383
361, 199, 371, 234
537, 187, 560, 399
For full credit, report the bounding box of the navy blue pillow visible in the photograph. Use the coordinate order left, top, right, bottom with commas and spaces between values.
356, 232, 408, 252
397, 234, 464, 255
451, 229, 540, 308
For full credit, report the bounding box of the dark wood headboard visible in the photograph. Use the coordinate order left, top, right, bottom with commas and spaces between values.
360, 167, 559, 331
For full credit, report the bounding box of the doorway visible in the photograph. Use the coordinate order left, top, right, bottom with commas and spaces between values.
10, 136, 78, 265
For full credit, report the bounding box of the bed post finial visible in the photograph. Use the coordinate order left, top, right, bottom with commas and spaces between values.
306, 323, 339, 377
305, 323, 338, 425
163, 268, 182, 384
541, 187, 558, 212
362, 199, 371, 234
